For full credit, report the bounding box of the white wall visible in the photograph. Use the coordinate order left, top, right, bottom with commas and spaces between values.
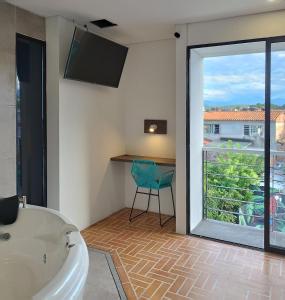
119, 39, 176, 215
175, 24, 188, 234
46, 17, 126, 230
189, 50, 203, 230
120, 39, 176, 158
187, 11, 285, 46
58, 79, 125, 230
176, 10, 285, 235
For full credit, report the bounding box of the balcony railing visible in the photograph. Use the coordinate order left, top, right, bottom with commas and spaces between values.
203, 147, 285, 232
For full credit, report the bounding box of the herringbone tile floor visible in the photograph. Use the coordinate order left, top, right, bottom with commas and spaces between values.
82, 208, 285, 300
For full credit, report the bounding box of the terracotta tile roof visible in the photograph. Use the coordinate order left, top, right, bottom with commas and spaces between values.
204, 138, 212, 145
204, 110, 285, 121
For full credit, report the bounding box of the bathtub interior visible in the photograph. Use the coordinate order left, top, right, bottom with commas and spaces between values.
0, 207, 72, 300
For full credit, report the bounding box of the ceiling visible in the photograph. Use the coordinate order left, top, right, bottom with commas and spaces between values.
6, 0, 285, 44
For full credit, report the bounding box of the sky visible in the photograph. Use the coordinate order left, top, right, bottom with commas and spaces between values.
204, 51, 285, 107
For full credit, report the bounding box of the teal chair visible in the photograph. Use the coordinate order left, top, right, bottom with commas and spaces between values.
129, 160, 175, 226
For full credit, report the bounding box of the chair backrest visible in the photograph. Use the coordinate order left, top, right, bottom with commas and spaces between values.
131, 160, 157, 188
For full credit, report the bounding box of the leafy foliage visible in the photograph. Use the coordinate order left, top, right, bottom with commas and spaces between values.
205, 142, 264, 223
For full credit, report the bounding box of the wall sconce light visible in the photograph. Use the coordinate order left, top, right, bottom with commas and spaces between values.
144, 120, 167, 134
149, 124, 158, 133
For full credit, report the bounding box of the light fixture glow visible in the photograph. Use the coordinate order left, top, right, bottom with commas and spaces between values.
149, 124, 158, 133
144, 119, 167, 134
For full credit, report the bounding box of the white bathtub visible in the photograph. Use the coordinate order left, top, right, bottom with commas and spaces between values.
0, 206, 89, 300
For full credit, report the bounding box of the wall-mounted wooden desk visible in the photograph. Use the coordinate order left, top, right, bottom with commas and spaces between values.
110, 154, 176, 167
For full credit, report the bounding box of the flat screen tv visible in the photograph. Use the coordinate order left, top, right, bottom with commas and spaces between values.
64, 27, 128, 88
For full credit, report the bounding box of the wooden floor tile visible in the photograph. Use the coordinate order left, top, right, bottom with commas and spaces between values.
82, 208, 285, 300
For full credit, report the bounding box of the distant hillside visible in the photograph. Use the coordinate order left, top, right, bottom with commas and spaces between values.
205, 102, 285, 111
205, 100, 285, 108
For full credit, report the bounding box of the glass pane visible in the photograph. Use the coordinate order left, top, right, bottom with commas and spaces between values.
189, 41, 266, 248
270, 42, 285, 249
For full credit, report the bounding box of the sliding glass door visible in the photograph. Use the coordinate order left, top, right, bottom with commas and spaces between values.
188, 41, 266, 248
266, 39, 285, 253
187, 37, 285, 254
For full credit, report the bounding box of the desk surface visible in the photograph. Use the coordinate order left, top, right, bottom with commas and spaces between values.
110, 154, 176, 167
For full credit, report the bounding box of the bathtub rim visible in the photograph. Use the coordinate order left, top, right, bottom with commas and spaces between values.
2, 205, 89, 300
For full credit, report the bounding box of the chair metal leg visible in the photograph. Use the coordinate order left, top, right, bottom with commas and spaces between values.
129, 187, 138, 222
171, 186, 176, 217
158, 185, 176, 227
129, 186, 176, 226
129, 187, 151, 222
158, 190, 162, 226
146, 188, 151, 212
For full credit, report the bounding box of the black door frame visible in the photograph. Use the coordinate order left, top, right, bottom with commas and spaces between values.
16, 33, 47, 207
186, 35, 285, 255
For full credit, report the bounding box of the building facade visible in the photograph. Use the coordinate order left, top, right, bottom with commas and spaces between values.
204, 111, 285, 150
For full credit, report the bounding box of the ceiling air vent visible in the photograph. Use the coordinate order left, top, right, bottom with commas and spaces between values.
90, 19, 117, 29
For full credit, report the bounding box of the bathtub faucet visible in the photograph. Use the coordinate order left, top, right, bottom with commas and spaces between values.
63, 224, 78, 249
19, 195, 27, 208
64, 224, 79, 235
0, 232, 11, 241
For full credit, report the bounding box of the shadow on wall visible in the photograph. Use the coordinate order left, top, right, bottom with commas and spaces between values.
57, 76, 125, 230
141, 135, 176, 158
89, 161, 125, 226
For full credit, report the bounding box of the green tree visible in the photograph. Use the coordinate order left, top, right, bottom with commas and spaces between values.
205, 142, 264, 223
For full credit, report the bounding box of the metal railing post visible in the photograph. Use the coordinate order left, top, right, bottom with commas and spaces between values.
205, 150, 208, 219
202, 150, 205, 219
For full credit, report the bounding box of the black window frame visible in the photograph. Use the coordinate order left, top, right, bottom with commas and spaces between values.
186, 35, 285, 256
16, 33, 47, 207
214, 124, 220, 134
244, 125, 250, 136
